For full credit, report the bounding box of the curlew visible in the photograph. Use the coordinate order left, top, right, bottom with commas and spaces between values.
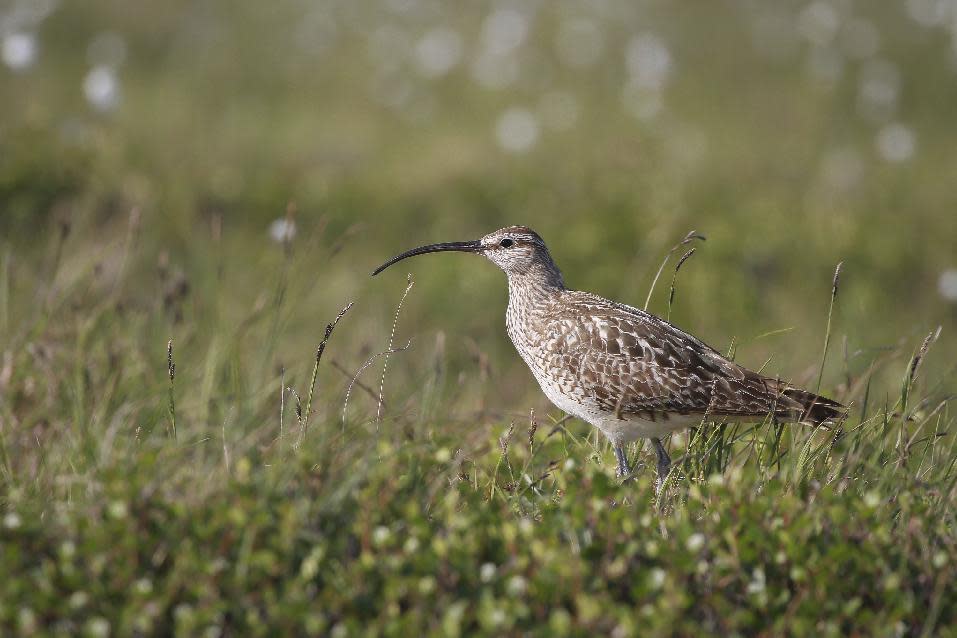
372, 226, 845, 489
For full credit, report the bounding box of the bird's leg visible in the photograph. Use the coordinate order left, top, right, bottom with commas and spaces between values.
614, 445, 630, 478
652, 437, 671, 493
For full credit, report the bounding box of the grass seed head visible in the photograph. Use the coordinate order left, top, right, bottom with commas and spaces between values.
166, 339, 175, 381
528, 408, 538, 450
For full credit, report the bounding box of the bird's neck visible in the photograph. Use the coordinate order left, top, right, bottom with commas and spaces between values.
505, 264, 565, 319
507, 259, 564, 292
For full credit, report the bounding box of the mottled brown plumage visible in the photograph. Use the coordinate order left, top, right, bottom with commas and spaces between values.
373, 225, 846, 485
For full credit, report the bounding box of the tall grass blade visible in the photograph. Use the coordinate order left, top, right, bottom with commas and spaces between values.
816, 261, 843, 394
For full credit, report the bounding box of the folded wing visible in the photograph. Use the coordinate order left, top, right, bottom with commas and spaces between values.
542, 292, 844, 424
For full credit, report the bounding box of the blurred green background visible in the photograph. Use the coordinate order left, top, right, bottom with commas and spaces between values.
2, 0, 956, 425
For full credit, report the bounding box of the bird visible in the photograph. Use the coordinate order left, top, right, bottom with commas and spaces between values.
372, 226, 846, 489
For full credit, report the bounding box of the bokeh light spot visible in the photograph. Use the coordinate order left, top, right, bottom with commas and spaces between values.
496, 107, 540, 153
2, 32, 37, 71
875, 123, 916, 163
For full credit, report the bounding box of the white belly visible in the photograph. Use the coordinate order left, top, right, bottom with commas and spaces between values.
592, 412, 698, 445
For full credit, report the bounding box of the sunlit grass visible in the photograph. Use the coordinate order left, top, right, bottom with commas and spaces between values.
1, 209, 954, 634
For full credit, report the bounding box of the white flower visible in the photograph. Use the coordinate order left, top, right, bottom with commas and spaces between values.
507, 575, 527, 595
649, 567, 666, 589
372, 525, 391, 545
686, 533, 706, 552
938, 269, 957, 302
481, 8, 528, 56
85, 617, 111, 638
2, 32, 38, 72
747, 567, 766, 594
414, 28, 462, 78
3, 512, 21, 529
84, 66, 121, 112
269, 218, 297, 243
69, 591, 90, 609
495, 108, 539, 153
797, 2, 840, 47
876, 123, 916, 163
625, 33, 672, 90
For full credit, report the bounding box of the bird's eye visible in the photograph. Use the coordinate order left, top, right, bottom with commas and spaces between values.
500, 238, 514, 248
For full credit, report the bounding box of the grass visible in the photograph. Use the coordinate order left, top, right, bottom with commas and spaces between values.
2, 1, 957, 635
1, 211, 954, 636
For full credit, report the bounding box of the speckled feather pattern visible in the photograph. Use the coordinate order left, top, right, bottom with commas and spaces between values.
491, 227, 844, 445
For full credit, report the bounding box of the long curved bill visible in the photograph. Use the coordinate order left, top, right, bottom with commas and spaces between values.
372, 240, 483, 276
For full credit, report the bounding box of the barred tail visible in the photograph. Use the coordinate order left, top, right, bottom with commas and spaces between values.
779, 386, 847, 425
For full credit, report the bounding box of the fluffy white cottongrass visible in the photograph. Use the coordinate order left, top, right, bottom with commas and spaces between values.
938, 269, 957, 302
269, 218, 297, 243
414, 27, 462, 78
2, 32, 37, 71
83, 65, 121, 111
686, 533, 706, 552
876, 123, 916, 162
496, 107, 540, 153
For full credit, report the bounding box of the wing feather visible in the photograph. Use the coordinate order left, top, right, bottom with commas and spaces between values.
543, 292, 822, 420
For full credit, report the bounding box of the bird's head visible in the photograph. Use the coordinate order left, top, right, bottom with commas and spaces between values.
372, 225, 564, 287
477, 226, 557, 278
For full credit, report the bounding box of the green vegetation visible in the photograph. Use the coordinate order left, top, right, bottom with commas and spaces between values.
2, 1, 956, 635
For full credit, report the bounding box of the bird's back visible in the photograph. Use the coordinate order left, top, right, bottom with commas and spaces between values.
507, 288, 844, 432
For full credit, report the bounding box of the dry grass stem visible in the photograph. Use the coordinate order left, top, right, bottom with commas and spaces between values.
279, 366, 286, 450
644, 230, 706, 311
908, 326, 942, 389
342, 341, 413, 428
300, 301, 355, 443
667, 247, 697, 321
816, 261, 844, 394
331, 359, 381, 404
377, 275, 415, 424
